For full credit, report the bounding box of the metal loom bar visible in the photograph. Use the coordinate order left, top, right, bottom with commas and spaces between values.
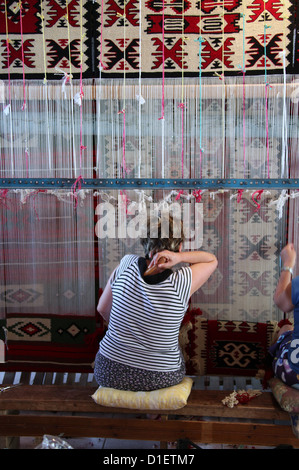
0, 178, 299, 190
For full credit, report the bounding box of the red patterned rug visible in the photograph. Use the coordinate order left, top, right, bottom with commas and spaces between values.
0, 0, 298, 80
99, 0, 298, 78
205, 318, 274, 376
180, 310, 275, 377
0, 313, 105, 372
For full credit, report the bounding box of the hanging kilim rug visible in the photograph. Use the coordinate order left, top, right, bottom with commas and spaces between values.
99, 0, 297, 78
180, 314, 275, 377
0, 0, 298, 80
0, 313, 105, 372
0, 0, 98, 80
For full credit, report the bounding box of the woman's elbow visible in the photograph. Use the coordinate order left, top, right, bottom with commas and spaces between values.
273, 294, 294, 313
211, 257, 218, 271
98, 310, 110, 323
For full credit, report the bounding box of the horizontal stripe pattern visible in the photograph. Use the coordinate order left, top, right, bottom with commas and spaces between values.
99, 255, 192, 371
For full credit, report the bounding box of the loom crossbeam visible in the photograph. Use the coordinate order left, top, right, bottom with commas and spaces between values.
0, 178, 298, 190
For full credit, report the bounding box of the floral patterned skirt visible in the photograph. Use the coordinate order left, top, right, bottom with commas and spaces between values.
93, 351, 186, 391
269, 331, 299, 389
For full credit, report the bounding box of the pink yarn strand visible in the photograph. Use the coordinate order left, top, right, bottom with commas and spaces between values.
242, 69, 246, 177
237, 189, 244, 203
252, 190, 264, 211
175, 190, 184, 201
120, 190, 128, 214
193, 189, 202, 203
122, 109, 126, 176
265, 84, 270, 179
72, 175, 84, 209
178, 103, 185, 178
79, 61, 85, 168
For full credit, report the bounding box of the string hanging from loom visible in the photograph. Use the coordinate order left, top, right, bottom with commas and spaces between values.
3, 0, 14, 177
263, 0, 271, 179
198, 37, 205, 179
213, 1, 225, 177
280, 0, 289, 178
38, 0, 53, 175
117, 5, 129, 179
137, 0, 143, 178
72, 0, 86, 205
66, 0, 73, 83
159, 0, 165, 122
237, 10, 246, 179
15, 0, 29, 177
64, 0, 77, 182
23, 189, 47, 221
195, 0, 204, 179
193, 190, 202, 203
4, 0, 11, 115
252, 189, 264, 211
178, 1, 187, 179
237, 189, 244, 203
158, 0, 165, 179
221, 0, 225, 177
15, 1, 26, 112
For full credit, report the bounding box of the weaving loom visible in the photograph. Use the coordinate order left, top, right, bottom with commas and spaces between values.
0, 0, 298, 384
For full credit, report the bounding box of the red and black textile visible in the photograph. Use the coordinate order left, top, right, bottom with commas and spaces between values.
180, 311, 275, 377
0, 0, 298, 80
205, 319, 274, 376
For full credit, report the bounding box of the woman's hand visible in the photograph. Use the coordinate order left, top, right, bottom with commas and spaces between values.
281, 243, 296, 269
147, 250, 181, 270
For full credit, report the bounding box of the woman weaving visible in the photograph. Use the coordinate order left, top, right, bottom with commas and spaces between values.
94, 215, 217, 391
269, 243, 299, 389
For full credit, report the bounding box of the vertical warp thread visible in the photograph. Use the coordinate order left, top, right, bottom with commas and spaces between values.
4, 0, 14, 175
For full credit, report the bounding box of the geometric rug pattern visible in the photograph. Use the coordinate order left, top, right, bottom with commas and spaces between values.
180, 312, 276, 377
0, 0, 298, 80
0, 314, 104, 372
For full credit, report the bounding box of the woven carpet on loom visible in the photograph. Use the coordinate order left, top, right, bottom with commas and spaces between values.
0, 0, 298, 80
179, 311, 275, 377
0, 192, 104, 373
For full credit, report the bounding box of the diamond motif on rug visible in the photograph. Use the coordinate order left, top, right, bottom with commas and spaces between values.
7, 317, 51, 342
0, 285, 44, 307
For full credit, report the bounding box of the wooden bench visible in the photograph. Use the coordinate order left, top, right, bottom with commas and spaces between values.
0, 380, 298, 449
1, 316, 298, 449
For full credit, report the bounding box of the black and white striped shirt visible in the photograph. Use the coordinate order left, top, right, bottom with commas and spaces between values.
99, 254, 192, 371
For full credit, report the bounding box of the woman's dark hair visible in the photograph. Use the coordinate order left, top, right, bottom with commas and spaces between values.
140, 215, 184, 258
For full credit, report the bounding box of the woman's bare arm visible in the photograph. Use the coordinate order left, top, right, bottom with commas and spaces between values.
273, 243, 296, 313
151, 250, 218, 296
97, 270, 116, 323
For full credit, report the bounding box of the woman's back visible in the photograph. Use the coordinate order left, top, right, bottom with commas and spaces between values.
100, 254, 192, 371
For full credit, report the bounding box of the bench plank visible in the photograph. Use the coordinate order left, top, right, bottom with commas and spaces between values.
0, 415, 298, 448
0, 385, 289, 420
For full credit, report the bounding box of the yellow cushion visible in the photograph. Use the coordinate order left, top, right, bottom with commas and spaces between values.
91, 376, 193, 410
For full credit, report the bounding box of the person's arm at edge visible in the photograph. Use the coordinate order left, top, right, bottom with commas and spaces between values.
97, 269, 116, 323
274, 243, 296, 313
274, 272, 294, 313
